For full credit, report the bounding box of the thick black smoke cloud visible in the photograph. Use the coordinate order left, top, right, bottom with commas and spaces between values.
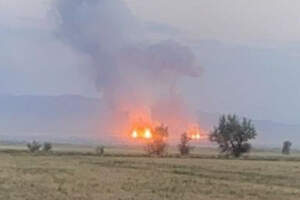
53, 0, 201, 140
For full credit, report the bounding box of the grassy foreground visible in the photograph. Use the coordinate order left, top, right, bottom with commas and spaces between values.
1, 148, 300, 200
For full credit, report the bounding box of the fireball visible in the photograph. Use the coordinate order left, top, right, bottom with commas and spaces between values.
187, 124, 207, 140
191, 133, 201, 140
144, 129, 152, 139
131, 130, 138, 138
131, 127, 153, 140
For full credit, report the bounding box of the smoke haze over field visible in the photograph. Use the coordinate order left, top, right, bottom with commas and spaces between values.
54, 0, 201, 139
1, 0, 300, 135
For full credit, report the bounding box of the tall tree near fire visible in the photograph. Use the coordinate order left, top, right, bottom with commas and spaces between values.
145, 124, 168, 156
210, 114, 257, 157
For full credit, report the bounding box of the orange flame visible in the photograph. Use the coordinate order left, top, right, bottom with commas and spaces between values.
127, 108, 158, 140
131, 128, 153, 140
131, 130, 138, 138
144, 128, 152, 139
186, 123, 207, 140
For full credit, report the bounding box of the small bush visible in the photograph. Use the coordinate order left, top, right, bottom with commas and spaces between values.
282, 141, 292, 155
43, 142, 52, 152
27, 140, 41, 153
95, 146, 105, 156
145, 124, 168, 156
178, 132, 193, 156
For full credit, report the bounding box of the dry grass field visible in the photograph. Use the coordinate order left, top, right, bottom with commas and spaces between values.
1, 146, 300, 200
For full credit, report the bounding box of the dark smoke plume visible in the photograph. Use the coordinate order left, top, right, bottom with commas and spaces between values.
53, 0, 201, 141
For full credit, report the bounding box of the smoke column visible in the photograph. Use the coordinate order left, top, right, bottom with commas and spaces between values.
53, 0, 201, 142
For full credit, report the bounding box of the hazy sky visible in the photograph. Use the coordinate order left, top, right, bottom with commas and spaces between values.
125, 0, 300, 45
3, 0, 300, 43
1, 0, 300, 123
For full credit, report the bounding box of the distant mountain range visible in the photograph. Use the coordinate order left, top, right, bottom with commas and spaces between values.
0, 94, 299, 147
0, 94, 104, 143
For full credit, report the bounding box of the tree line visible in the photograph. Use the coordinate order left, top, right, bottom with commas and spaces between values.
25, 114, 293, 157
143, 114, 293, 157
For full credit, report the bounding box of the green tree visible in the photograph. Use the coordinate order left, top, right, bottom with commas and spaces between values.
145, 124, 168, 156
27, 140, 42, 153
95, 146, 105, 156
42, 142, 52, 152
178, 132, 193, 156
210, 114, 257, 157
282, 141, 292, 155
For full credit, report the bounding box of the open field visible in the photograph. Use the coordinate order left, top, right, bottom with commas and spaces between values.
1, 146, 300, 200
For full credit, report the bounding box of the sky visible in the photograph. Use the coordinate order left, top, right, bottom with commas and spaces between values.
125, 0, 300, 45
1, 0, 300, 124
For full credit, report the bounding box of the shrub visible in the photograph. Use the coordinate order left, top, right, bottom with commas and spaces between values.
42, 142, 52, 152
145, 124, 168, 156
210, 114, 257, 157
95, 146, 105, 156
178, 132, 193, 155
27, 140, 42, 153
282, 141, 292, 155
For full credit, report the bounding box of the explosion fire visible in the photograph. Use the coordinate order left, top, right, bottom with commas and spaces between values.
186, 124, 208, 141
144, 129, 152, 139
127, 109, 156, 141
125, 105, 208, 144
131, 127, 153, 140
54, 0, 202, 145
128, 116, 208, 143
131, 130, 138, 138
